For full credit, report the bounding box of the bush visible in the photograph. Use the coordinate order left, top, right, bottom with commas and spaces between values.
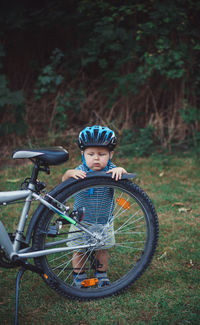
53, 87, 85, 131
180, 102, 200, 155
119, 125, 155, 157
0, 45, 25, 138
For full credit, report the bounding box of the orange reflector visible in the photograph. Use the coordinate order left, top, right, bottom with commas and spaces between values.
116, 198, 131, 210
81, 278, 99, 287
44, 274, 48, 279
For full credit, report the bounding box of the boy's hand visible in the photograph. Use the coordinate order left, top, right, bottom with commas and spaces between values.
106, 167, 127, 181
62, 169, 86, 181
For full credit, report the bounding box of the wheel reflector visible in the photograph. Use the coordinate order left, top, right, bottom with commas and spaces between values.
116, 198, 131, 209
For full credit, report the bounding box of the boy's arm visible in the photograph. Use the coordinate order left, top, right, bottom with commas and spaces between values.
106, 167, 127, 181
62, 169, 86, 181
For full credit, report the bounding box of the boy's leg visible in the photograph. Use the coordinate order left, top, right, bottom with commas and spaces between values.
95, 249, 110, 287
73, 251, 87, 273
95, 249, 109, 271
72, 251, 87, 287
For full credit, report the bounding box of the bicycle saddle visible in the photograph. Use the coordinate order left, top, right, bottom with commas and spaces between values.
12, 147, 69, 166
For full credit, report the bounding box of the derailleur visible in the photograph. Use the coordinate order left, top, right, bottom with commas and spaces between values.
56, 207, 85, 225
47, 207, 85, 237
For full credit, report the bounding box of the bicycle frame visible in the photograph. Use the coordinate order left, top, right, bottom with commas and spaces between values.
0, 144, 136, 265
0, 147, 159, 315
0, 186, 103, 261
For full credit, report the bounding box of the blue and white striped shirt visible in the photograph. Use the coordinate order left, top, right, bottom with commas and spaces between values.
74, 162, 116, 224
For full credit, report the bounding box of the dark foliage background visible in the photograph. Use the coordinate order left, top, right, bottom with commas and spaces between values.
0, 0, 200, 154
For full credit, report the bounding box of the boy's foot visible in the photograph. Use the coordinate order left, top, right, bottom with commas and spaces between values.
95, 271, 110, 287
73, 272, 87, 288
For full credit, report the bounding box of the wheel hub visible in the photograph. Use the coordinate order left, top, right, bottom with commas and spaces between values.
83, 224, 109, 248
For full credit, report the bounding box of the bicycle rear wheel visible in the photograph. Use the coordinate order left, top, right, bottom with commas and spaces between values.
33, 177, 159, 299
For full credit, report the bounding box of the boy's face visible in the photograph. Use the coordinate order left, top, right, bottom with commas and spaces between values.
82, 147, 114, 171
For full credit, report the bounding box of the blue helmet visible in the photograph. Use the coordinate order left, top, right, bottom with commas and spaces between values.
78, 125, 117, 151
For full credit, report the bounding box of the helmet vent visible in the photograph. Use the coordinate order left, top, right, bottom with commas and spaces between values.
78, 125, 117, 150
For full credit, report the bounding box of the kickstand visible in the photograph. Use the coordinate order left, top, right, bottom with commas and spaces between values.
13, 260, 43, 325
14, 267, 26, 325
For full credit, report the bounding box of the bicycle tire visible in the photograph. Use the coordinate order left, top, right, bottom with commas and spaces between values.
33, 177, 159, 300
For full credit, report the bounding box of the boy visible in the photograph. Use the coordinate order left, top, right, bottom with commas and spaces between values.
62, 125, 127, 287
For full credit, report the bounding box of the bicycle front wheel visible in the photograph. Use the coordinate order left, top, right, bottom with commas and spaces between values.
33, 177, 159, 299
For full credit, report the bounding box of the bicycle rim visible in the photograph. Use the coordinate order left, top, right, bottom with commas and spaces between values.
33, 178, 158, 299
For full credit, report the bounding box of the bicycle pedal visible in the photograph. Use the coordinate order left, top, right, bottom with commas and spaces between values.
81, 278, 99, 287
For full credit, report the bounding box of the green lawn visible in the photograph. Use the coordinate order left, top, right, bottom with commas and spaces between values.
0, 152, 199, 324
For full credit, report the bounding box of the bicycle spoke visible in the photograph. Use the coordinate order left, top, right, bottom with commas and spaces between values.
114, 211, 142, 234
48, 250, 72, 263
34, 178, 158, 299
53, 255, 74, 273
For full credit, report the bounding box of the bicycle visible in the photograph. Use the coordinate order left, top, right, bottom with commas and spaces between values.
0, 147, 159, 321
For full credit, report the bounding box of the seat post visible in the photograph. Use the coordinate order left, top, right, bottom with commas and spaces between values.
30, 162, 40, 183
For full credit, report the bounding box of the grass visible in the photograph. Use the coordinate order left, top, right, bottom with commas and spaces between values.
0, 150, 199, 324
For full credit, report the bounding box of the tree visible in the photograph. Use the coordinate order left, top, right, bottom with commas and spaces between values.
0, 0, 199, 149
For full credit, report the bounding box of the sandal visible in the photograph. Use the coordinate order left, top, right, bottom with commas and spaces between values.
73, 272, 87, 288
94, 271, 110, 287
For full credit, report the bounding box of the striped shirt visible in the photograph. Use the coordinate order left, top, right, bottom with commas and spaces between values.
75, 162, 116, 224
